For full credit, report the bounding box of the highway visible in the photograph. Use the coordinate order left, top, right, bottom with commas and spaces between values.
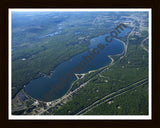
76, 78, 148, 115
38, 19, 148, 115
140, 37, 149, 53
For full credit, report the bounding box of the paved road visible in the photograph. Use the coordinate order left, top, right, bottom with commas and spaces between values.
76, 78, 148, 115
39, 20, 146, 115
75, 19, 148, 115
125, 26, 135, 56
140, 37, 149, 52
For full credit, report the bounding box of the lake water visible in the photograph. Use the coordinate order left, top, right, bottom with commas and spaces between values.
25, 28, 131, 101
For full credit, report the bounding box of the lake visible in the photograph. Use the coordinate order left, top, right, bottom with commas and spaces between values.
25, 28, 131, 101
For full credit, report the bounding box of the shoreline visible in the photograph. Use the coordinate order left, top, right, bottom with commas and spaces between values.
12, 36, 127, 115
17, 33, 127, 103
23, 38, 125, 103
12, 50, 123, 114
115, 38, 127, 55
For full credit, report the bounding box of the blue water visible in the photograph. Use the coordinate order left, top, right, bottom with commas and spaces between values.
25, 28, 131, 101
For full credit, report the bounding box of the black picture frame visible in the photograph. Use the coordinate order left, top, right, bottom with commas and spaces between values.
0, 0, 160, 128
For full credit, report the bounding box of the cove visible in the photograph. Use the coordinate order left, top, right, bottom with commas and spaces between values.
25, 28, 131, 101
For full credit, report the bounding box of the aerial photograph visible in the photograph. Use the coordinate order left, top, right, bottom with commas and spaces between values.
9, 9, 151, 119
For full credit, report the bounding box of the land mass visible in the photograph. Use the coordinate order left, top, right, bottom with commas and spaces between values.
12, 11, 149, 115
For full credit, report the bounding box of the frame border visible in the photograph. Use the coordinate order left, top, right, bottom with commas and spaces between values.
0, 0, 160, 128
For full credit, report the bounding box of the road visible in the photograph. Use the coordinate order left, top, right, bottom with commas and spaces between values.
125, 26, 135, 56
38, 22, 136, 115
76, 78, 148, 115
38, 20, 147, 115
75, 27, 149, 115
38, 78, 93, 115
140, 37, 149, 52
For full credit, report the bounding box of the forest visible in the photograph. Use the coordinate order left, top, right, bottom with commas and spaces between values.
44, 26, 149, 115
11, 11, 149, 116
12, 11, 118, 97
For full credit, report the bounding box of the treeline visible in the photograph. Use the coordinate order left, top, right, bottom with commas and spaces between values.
12, 13, 116, 98
85, 83, 148, 115
12, 38, 88, 97
50, 30, 149, 115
